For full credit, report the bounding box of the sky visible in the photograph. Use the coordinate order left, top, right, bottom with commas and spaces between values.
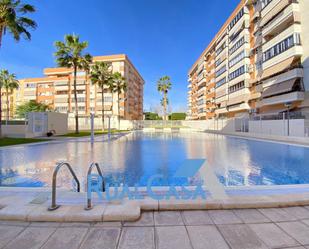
0, 0, 239, 112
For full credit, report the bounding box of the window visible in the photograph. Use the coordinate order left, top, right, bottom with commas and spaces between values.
261, 0, 272, 9
26, 83, 36, 88
263, 33, 301, 62
228, 8, 244, 30
229, 51, 246, 68
215, 58, 223, 67
230, 37, 245, 55
216, 65, 226, 78
229, 81, 245, 93
71, 97, 85, 102
229, 65, 247, 81
216, 43, 226, 56
104, 96, 113, 102
216, 77, 226, 88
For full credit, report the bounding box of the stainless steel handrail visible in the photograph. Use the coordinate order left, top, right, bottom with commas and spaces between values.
85, 162, 105, 210
48, 162, 80, 211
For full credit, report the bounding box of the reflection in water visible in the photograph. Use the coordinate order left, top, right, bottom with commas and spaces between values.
1, 132, 309, 189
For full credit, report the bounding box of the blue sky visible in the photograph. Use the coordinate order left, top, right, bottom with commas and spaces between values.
0, 0, 239, 112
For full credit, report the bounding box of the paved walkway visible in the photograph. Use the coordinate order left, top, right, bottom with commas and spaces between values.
2, 207, 309, 249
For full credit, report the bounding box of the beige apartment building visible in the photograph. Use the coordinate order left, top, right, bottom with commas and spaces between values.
14, 54, 144, 120
188, 0, 309, 120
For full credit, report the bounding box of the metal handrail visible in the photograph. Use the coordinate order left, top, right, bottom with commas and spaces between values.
85, 162, 105, 210
48, 162, 80, 211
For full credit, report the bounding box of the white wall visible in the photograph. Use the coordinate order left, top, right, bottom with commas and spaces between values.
249, 119, 305, 137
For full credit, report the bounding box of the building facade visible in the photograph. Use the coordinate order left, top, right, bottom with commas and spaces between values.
14, 54, 144, 120
188, 0, 309, 120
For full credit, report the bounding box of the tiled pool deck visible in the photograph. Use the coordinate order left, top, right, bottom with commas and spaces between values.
2, 209, 309, 249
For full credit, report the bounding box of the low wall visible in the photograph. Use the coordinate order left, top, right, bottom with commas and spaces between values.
47, 112, 68, 135
249, 119, 306, 137
2, 125, 32, 138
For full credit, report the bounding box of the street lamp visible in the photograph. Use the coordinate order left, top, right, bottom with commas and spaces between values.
284, 102, 292, 136
106, 114, 112, 140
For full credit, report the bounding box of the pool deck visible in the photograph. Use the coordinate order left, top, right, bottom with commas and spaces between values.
2, 186, 309, 222
2, 209, 309, 249
205, 130, 309, 146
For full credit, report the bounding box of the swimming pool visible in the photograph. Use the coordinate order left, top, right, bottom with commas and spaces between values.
0, 132, 309, 189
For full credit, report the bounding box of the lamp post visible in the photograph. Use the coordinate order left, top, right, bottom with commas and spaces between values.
285, 102, 292, 136
106, 114, 112, 140
90, 113, 95, 144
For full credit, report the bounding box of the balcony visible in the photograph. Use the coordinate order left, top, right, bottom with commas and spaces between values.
258, 91, 304, 107
262, 3, 300, 39
263, 68, 303, 88
229, 14, 250, 40
206, 92, 215, 99
260, 0, 293, 27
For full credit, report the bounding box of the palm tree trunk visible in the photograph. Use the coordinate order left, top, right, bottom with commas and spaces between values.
101, 86, 105, 131
0, 25, 3, 49
0, 87, 2, 137
6, 88, 9, 124
163, 92, 167, 121
73, 66, 79, 134
118, 91, 120, 130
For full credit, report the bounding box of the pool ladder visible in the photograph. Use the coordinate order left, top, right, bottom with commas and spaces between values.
48, 162, 105, 211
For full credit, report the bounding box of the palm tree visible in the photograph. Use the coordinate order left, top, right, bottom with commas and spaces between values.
3, 71, 18, 122
54, 34, 92, 134
0, 0, 37, 48
157, 76, 172, 121
90, 62, 113, 131
113, 72, 127, 129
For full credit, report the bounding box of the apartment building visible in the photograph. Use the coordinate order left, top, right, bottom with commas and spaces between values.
15, 54, 144, 120
188, 0, 309, 120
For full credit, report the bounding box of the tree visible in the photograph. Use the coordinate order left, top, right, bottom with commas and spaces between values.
0, 0, 37, 48
54, 34, 92, 134
2, 70, 19, 122
15, 100, 50, 118
169, 113, 186, 120
90, 62, 113, 131
113, 72, 127, 129
144, 112, 162, 120
157, 76, 172, 121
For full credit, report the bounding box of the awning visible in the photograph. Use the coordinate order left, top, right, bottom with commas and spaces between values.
260, 0, 289, 27
262, 79, 297, 98
261, 57, 294, 80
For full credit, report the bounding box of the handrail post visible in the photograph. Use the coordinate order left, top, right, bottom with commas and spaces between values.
48, 162, 80, 211
85, 162, 105, 210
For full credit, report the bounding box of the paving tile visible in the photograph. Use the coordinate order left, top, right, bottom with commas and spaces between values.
233, 209, 271, 224
79, 227, 120, 249
258, 208, 298, 222
282, 207, 309, 219
218, 224, 268, 249
29, 222, 61, 227
60, 222, 92, 227
41, 227, 88, 249
181, 211, 213, 225
154, 211, 184, 226
123, 212, 154, 227
0, 221, 30, 226
208, 210, 243, 225
155, 226, 192, 249
93, 221, 122, 227
118, 227, 155, 249
3, 226, 56, 249
277, 221, 309, 245
187, 225, 229, 249
249, 223, 299, 248
0, 225, 26, 249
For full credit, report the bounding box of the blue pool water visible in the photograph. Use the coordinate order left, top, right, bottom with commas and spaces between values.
0, 132, 309, 189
